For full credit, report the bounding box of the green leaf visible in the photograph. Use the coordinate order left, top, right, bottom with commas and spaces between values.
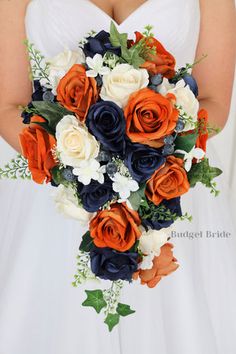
128, 183, 146, 210
79, 232, 94, 252
82, 290, 107, 314
51, 166, 69, 187
32, 101, 72, 132
116, 303, 135, 317
187, 158, 222, 193
174, 132, 198, 153
109, 21, 127, 48
122, 46, 145, 69
104, 313, 120, 331
31, 121, 56, 136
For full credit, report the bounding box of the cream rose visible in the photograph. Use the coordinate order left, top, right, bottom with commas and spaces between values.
100, 63, 149, 108
53, 184, 94, 225
46, 49, 86, 94
139, 227, 171, 257
56, 115, 99, 167
158, 78, 199, 131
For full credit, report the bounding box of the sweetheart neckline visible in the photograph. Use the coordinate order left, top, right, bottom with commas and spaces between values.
84, 0, 153, 27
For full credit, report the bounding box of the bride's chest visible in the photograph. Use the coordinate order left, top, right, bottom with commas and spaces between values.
25, 0, 200, 67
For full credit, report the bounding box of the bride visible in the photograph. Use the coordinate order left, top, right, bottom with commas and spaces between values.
0, 1, 235, 353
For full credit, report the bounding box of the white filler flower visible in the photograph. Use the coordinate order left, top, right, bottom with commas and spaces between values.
175, 147, 205, 172
86, 54, 110, 77
52, 184, 94, 225
56, 115, 99, 167
100, 63, 149, 108
73, 159, 106, 185
111, 172, 139, 200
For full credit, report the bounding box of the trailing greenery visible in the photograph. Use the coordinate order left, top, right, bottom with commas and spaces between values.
187, 158, 222, 196
172, 54, 208, 82
24, 40, 50, 83
139, 198, 192, 223
0, 154, 31, 180
72, 250, 98, 286
82, 280, 135, 331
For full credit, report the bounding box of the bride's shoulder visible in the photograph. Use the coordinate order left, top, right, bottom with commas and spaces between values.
0, 0, 32, 11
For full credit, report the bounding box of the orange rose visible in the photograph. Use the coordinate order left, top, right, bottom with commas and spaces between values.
131, 31, 176, 78
133, 243, 179, 288
124, 88, 179, 148
90, 203, 141, 252
196, 108, 208, 152
19, 121, 57, 184
57, 64, 98, 122
146, 156, 190, 205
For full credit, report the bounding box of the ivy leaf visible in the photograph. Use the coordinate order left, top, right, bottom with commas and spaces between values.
79, 231, 94, 252
187, 158, 222, 189
128, 183, 146, 210
174, 132, 198, 153
109, 21, 127, 48
104, 313, 120, 332
116, 303, 136, 317
82, 290, 107, 314
32, 101, 72, 132
122, 46, 145, 69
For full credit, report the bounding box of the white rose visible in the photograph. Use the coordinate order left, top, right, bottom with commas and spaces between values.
158, 78, 199, 131
52, 184, 95, 225
47, 49, 85, 94
56, 115, 99, 167
139, 227, 172, 257
100, 63, 149, 108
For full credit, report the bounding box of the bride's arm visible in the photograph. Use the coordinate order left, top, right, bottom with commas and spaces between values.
192, 0, 236, 131
0, 0, 32, 152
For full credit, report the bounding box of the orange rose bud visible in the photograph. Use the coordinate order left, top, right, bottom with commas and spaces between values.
196, 108, 209, 152
124, 88, 179, 148
133, 31, 176, 79
30, 115, 47, 123
90, 203, 141, 252
19, 125, 57, 184
133, 243, 179, 288
146, 156, 190, 205
57, 64, 98, 122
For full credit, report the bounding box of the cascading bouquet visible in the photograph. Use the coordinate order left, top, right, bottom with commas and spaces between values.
0, 22, 222, 331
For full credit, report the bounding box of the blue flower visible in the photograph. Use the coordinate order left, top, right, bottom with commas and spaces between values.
142, 197, 182, 230
124, 142, 166, 183
86, 101, 126, 153
183, 74, 198, 97
78, 176, 113, 212
90, 247, 138, 281
83, 30, 121, 58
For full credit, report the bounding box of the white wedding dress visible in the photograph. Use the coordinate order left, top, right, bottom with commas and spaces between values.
0, 1, 236, 353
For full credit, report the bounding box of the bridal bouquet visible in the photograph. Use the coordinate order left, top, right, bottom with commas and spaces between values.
0, 22, 222, 331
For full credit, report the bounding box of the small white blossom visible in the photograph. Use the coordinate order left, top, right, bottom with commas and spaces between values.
111, 172, 139, 200
175, 147, 205, 172
139, 253, 155, 270
73, 159, 106, 185
86, 54, 110, 77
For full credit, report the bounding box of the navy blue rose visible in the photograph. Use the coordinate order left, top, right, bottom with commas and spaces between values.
183, 74, 199, 97
142, 197, 182, 230
21, 80, 55, 124
83, 30, 121, 58
90, 247, 138, 281
78, 177, 113, 212
86, 101, 126, 153
124, 143, 166, 183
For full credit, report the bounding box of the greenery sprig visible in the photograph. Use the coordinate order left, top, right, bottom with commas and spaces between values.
172, 54, 208, 82
72, 250, 98, 286
0, 154, 31, 180
24, 39, 50, 83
